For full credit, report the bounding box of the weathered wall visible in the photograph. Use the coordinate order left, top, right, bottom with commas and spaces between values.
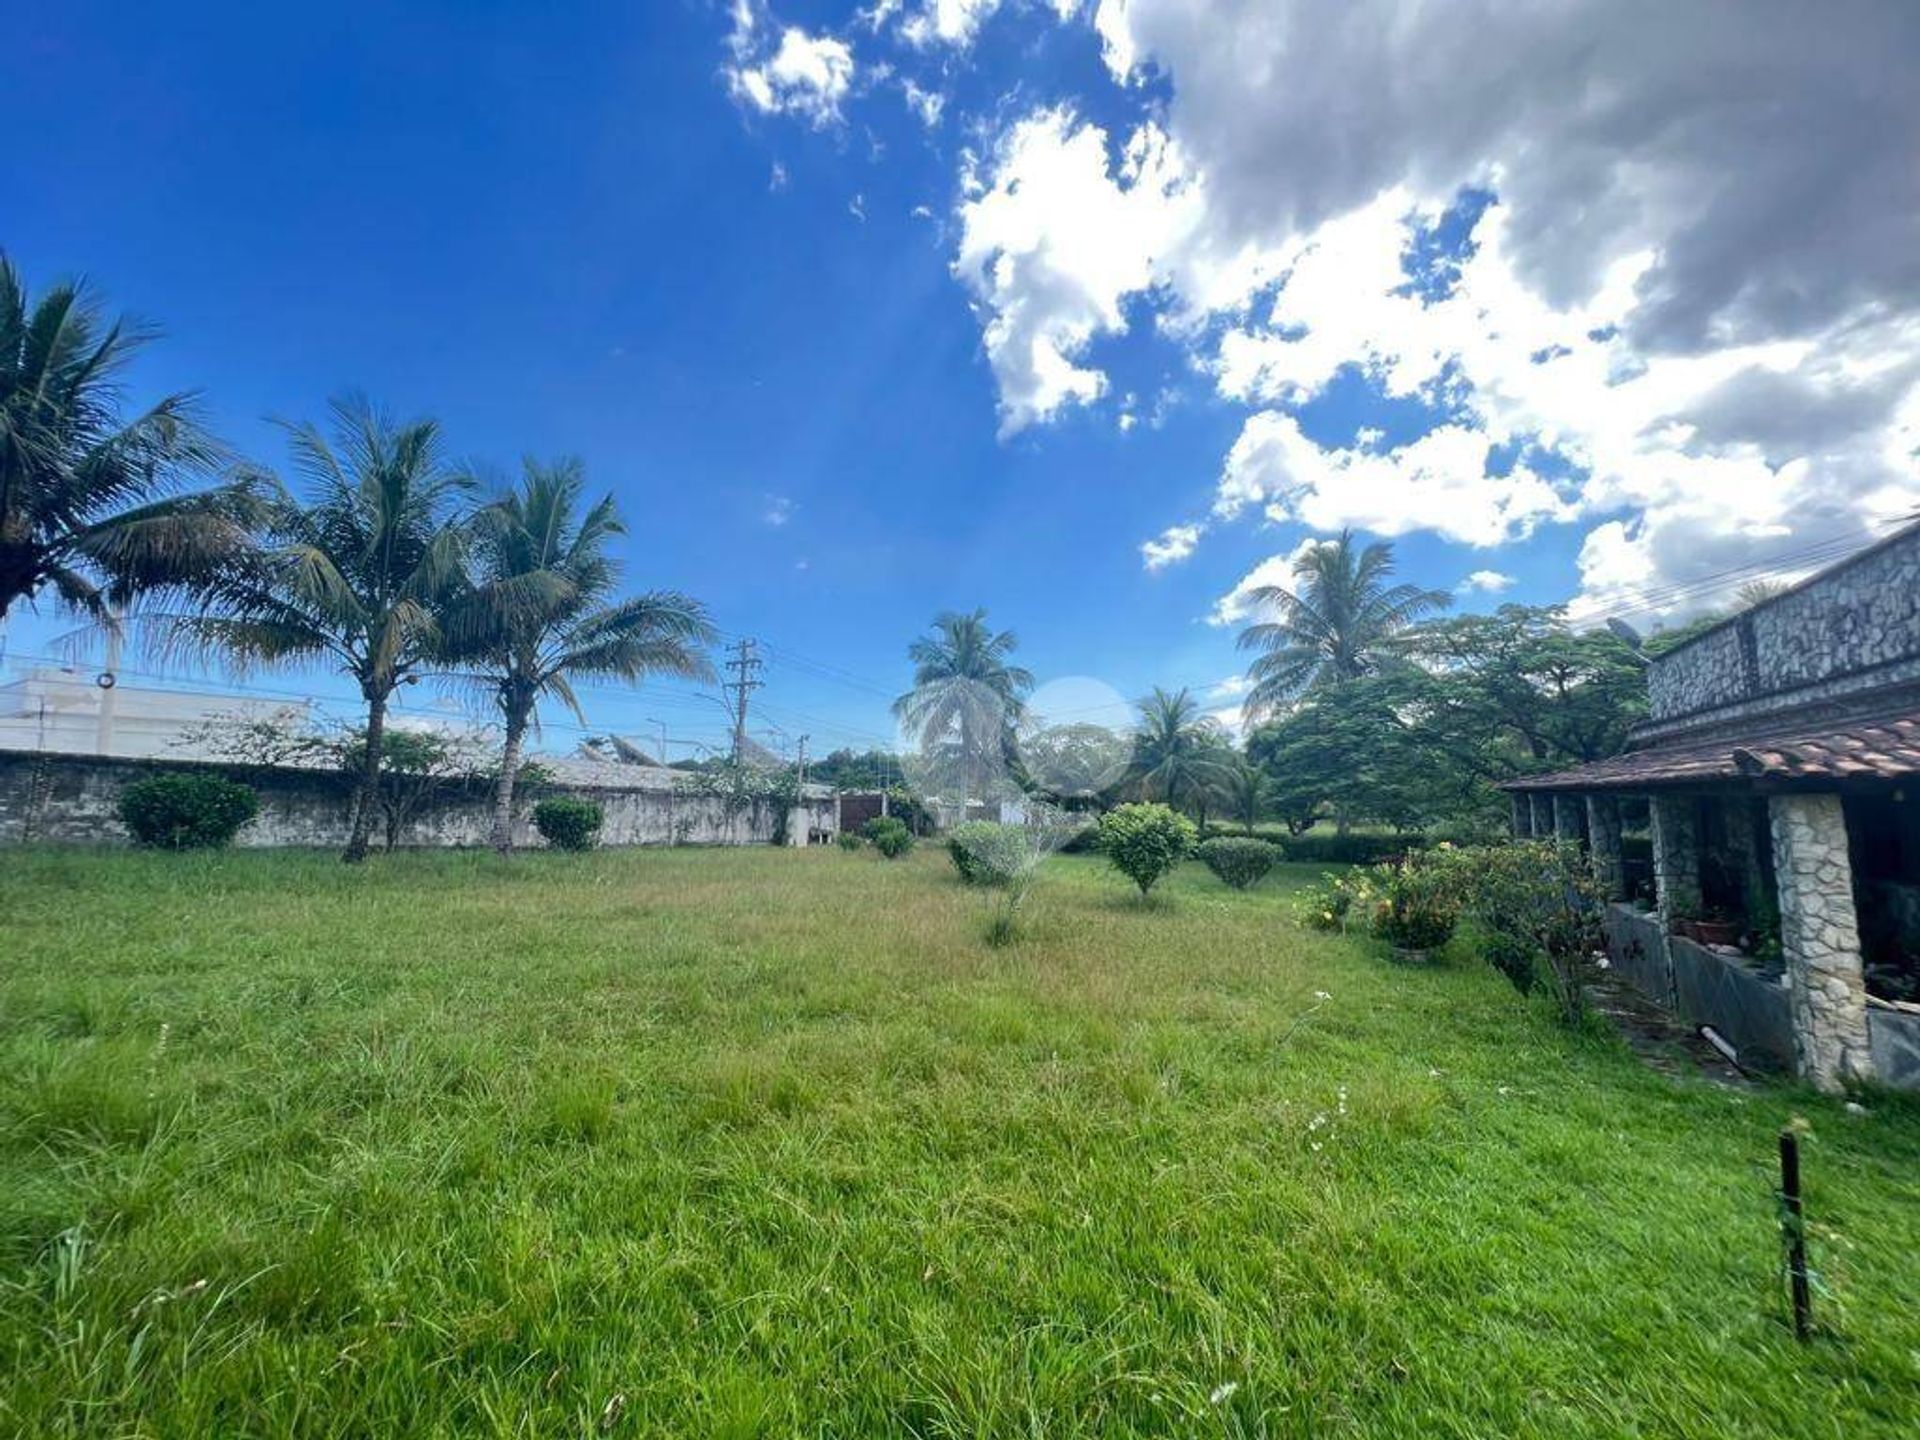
1647, 525, 1920, 724
0, 750, 836, 850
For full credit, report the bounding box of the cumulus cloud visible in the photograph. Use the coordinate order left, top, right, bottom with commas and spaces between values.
725, 2, 856, 128
1208, 538, 1325, 628
953, 109, 1203, 432
952, 0, 1920, 614
1140, 522, 1203, 571
1458, 570, 1515, 595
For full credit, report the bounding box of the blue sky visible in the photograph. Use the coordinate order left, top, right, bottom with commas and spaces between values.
5, 1, 1916, 759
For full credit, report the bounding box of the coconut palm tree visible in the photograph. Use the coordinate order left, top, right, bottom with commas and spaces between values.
184, 395, 469, 862
1224, 756, 1270, 836
1236, 530, 1450, 718
446, 458, 716, 853
1128, 686, 1235, 820
893, 609, 1033, 812
0, 254, 252, 626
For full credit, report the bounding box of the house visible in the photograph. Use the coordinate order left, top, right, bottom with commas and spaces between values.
1506, 522, 1920, 1092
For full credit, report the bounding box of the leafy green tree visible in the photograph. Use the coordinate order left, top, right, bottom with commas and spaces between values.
1097, 802, 1196, 898
0, 254, 253, 625
447, 458, 714, 853
182, 395, 469, 863
1410, 605, 1648, 770
1236, 530, 1450, 718
1127, 687, 1235, 820
893, 609, 1033, 807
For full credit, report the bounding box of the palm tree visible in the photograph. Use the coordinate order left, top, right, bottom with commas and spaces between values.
893, 609, 1033, 812
185, 395, 469, 862
1225, 757, 1270, 836
1128, 687, 1235, 820
447, 458, 716, 853
0, 254, 251, 626
1236, 530, 1450, 718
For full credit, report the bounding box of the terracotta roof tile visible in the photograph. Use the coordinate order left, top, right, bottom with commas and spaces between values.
1506, 708, 1920, 792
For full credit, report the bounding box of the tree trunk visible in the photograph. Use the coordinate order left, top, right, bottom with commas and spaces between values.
344, 688, 388, 864
490, 705, 528, 855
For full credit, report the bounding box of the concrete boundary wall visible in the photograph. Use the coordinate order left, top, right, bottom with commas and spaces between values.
0, 749, 836, 850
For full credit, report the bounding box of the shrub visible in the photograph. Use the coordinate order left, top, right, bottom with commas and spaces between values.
1278, 833, 1427, 866
867, 817, 915, 859
1362, 850, 1463, 954
1452, 841, 1604, 1023
947, 821, 1030, 886
118, 773, 259, 850
835, 830, 865, 852
533, 797, 604, 852
1197, 836, 1280, 890
1096, 803, 1195, 897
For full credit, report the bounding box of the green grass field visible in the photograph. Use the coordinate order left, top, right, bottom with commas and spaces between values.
4, 846, 1918, 1437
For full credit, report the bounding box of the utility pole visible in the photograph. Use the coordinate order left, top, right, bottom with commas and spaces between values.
722, 638, 763, 762
796, 734, 809, 788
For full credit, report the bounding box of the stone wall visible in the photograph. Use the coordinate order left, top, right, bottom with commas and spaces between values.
1647, 524, 1920, 724
0, 749, 837, 850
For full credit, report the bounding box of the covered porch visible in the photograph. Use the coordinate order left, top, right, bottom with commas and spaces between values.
1508, 712, 1920, 1092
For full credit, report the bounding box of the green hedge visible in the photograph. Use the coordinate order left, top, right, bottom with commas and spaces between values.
1276, 833, 1428, 866
1197, 836, 1280, 890
533, 797, 604, 852
118, 773, 259, 850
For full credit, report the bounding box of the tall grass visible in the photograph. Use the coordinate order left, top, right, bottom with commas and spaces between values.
2, 846, 1917, 1436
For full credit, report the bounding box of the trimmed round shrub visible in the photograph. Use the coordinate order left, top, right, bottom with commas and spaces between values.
534, 797, 604, 852
1197, 836, 1279, 890
866, 816, 915, 859
1096, 802, 1196, 897
947, 820, 1028, 885
118, 772, 259, 850
835, 830, 865, 851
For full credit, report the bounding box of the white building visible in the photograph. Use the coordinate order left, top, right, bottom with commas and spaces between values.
0, 667, 311, 761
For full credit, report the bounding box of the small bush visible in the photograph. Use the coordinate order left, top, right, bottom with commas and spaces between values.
866, 817, 915, 859
533, 797, 603, 852
1278, 832, 1427, 866
1363, 850, 1462, 953
835, 830, 865, 852
947, 821, 1029, 885
1096, 803, 1195, 897
118, 773, 258, 850
1197, 836, 1279, 890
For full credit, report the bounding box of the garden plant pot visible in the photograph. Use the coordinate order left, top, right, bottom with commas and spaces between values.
1692, 919, 1741, 947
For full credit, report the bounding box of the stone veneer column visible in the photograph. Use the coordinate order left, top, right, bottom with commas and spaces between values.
1649, 794, 1702, 926
1511, 793, 1532, 838
1768, 793, 1873, 1091
1530, 792, 1554, 839
1552, 793, 1586, 849
1586, 794, 1625, 900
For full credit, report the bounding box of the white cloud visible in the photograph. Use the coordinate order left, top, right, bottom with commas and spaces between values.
1457, 569, 1515, 594
1214, 410, 1573, 548
953, 109, 1204, 433
900, 78, 945, 127
1140, 522, 1203, 571
1208, 538, 1324, 628
725, 4, 856, 128
952, 0, 1920, 614
901, 0, 1003, 48
762, 494, 796, 526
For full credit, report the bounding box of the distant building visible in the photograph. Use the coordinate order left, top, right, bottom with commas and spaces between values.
1507, 521, 1920, 1092
0, 667, 311, 761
